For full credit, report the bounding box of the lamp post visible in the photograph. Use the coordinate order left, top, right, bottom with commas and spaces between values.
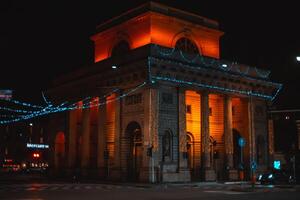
29, 123, 33, 143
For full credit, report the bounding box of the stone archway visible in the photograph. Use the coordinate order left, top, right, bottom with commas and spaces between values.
54, 131, 65, 170
125, 121, 143, 181
186, 132, 194, 177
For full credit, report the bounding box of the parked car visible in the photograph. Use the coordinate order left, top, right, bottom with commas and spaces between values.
257, 169, 295, 185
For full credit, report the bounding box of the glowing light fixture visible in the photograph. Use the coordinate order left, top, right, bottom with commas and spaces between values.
112, 65, 117, 69
296, 56, 300, 62
268, 174, 273, 179
222, 64, 228, 68
273, 160, 281, 170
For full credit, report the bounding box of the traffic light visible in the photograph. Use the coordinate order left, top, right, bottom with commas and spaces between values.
33, 153, 40, 158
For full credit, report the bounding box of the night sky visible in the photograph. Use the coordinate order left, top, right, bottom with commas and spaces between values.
1, 0, 300, 109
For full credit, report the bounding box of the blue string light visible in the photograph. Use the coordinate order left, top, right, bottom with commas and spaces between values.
151, 75, 281, 100
0, 98, 43, 109
0, 45, 281, 124
150, 57, 281, 88
255, 67, 271, 78
42, 91, 52, 106
0, 82, 146, 124
154, 45, 271, 79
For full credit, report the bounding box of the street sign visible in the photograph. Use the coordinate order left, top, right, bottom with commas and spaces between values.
273, 160, 281, 170
238, 137, 246, 147
251, 161, 257, 170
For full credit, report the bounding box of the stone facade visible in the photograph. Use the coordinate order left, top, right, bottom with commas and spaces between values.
47, 2, 281, 182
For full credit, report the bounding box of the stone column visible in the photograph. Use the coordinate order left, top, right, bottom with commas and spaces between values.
113, 91, 121, 179
246, 96, 257, 180
248, 98, 256, 176
97, 98, 106, 177
178, 88, 190, 181
81, 105, 91, 173
201, 91, 215, 181
68, 110, 77, 170
268, 119, 274, 167
142, 87, 159, 183
224, 96, 238, 180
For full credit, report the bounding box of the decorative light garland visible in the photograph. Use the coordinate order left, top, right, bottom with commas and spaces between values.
42, 91, 52, 106
152, 75, 281, 100
154, 45, 271, 79
0, 45, 281, 124
0, 82, 146, 124
149, 56, 282, 88
0, 98, 43, 109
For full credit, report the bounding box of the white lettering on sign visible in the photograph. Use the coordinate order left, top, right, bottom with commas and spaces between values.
26, 143, 49, 149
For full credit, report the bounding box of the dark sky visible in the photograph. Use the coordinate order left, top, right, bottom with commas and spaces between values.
1, 0, 300, 108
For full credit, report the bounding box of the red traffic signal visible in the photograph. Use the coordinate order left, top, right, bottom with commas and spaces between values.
33, 153, 40, 158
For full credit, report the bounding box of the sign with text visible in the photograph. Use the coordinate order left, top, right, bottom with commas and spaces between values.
26, 143, 49, 149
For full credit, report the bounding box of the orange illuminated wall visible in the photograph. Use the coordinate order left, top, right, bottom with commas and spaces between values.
232, 98, 249, 138
76, 101, 83, 122
90, 97, 99, 125
185, 90, 201, 173
232, 97, 250, 169
208, 94, 224, 157
209, 94, 224, 144
106, 94, 116, 160
91, 11, 223, 62
89, 97, 99, 166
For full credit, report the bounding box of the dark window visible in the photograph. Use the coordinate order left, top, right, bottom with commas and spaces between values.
175, 37, 199, 55
186, 105, 192, 114
111, 40, 130, 56
209, 107, 212, 116
162, 93, 173, 104
232, 106, 235, 116
125, 94, 142, 105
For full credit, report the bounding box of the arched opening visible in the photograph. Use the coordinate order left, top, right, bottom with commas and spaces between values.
232, 129, 242, 169
186, 132, 194, 175
125, 121, 143, 181
162, 130, 173, 162
111, 40, 130, 57
54, 131, 65, 170
175, 37, 199, 55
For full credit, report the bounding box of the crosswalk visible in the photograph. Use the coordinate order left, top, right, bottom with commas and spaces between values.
0, 184, 144, 192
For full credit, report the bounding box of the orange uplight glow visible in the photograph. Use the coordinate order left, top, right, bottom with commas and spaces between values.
208, 94, 224, 145
185, 90, 201, 142
106, 94, 116, 158
90, 97, 99, 124
76, 101, 83, 121
92, 12, 222, 62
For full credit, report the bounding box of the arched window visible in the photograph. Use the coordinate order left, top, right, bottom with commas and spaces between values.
111, 40, 130, 57
175, 37, 199, 55
162, 130, 173, 162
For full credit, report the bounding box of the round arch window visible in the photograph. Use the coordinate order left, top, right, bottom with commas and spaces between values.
111, 40, 130, 57
175, 38, 199, 55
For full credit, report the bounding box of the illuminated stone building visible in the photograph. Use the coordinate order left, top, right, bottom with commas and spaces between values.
47, 2, 282, 182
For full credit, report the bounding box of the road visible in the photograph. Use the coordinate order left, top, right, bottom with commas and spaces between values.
0, 182, 299, 200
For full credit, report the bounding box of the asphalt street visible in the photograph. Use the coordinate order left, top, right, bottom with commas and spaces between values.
0, 182, 299, 200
